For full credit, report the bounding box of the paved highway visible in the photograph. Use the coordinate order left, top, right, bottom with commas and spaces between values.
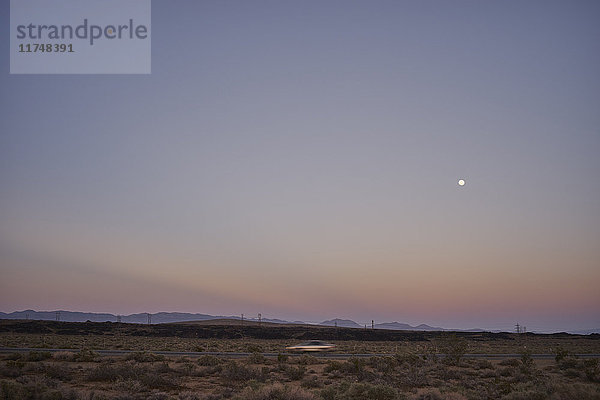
1, 347, 599, 359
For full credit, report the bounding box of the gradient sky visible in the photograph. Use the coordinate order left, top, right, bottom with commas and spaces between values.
1, 0, 599, 332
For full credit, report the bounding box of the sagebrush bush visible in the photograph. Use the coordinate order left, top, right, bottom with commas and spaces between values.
283, 365, 306, 380
125, 351, 165, 363
197, 355, 221, 366
25, 351, 52, 362
370, 356, 399, 374
246, 344, 263, 353
499, 359, 520, 368
321, 382, 400, 400
277, 353, 289, 363
220, 361, 266, 383
300, 375, 323, 388
582, 358, 600, 382
247, 352, 266, 364
0, 360, 25, 378
44, 364, 74, 381
53, 351, 75, 361
296, 355, 318, 366
87, 363, 144, 382
436, 335, 468, 366
324, 361, 343, 373
237, 383, 315, 400
74, 349, 99, 362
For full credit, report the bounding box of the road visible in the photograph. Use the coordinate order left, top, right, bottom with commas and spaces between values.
1, 347, 599, 360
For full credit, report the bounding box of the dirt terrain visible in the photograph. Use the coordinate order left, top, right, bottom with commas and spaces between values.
1, 320, 600, 399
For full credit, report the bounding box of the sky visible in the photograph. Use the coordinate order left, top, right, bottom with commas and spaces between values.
1, 0, 599, 332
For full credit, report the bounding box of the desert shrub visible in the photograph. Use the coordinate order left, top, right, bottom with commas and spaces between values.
247, 352, 266, 364
320, 386, 337, 400
395, 353, 422, 367
519, 349, 535, 375
196, 365, 223, 377
3, 353, 23, 361
74, 349, 99, 362
25, 351, 52, 362
582, 358, 600, 382
500, 383, 547, 400
548, 382, 600, 400
412, 388, 444, 400
480, 368, 498, 378
432, 364, 462, 380
87, 363, 145, 381
146, 393, 171, 400
175, 362, 196, 376
197, 355, 221, 366
0, 379, 26, 399
139, 371, 179, 390
44, 364, 74, 381
126, 351, 165, 363
369, 356, 398, 374
413, 389, 467, 400
554, 346, 569, 363
321, 382, 399, 400
178, 392, 203, 400
324, 361, 343, 373
52, 352, 75, 361
277, 353, 289, 363
399, 364, 427, 388
113, 377, 147, 393
153, 362, 174, 374
221, 361, 266, 383
301, 375, 324, 388
237, 383, 315, 400
283, 365, 306, 380
499, 359, 520, 368
344, 383, 399, 400
297, 355, 318, 366
246, 344, 263, 353
436, 335, 467, 366
9, 375, 61, 399
0, 360, 25, 378
342, 357, 365, 374
475, 360, 494, 370
557, 356, 579, 370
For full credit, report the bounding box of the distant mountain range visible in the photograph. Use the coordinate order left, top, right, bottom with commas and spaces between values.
320, 318, 362, 328
320, 319, 445, 331
1, 310, 597, 334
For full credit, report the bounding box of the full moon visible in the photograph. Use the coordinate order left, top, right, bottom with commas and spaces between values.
458, 179, 466, 186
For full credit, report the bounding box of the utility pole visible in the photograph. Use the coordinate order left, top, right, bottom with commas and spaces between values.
258, 313, 262, 327
147, 313, 152, 325
515, 323, 521, 334
372, 320, 374, 329
241, 314, 244, 324
56, 311, 60, 322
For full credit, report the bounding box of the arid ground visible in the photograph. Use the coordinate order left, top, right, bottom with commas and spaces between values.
0, 320, 599, 399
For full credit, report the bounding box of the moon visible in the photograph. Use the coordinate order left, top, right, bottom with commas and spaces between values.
458, 179, 466, 186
